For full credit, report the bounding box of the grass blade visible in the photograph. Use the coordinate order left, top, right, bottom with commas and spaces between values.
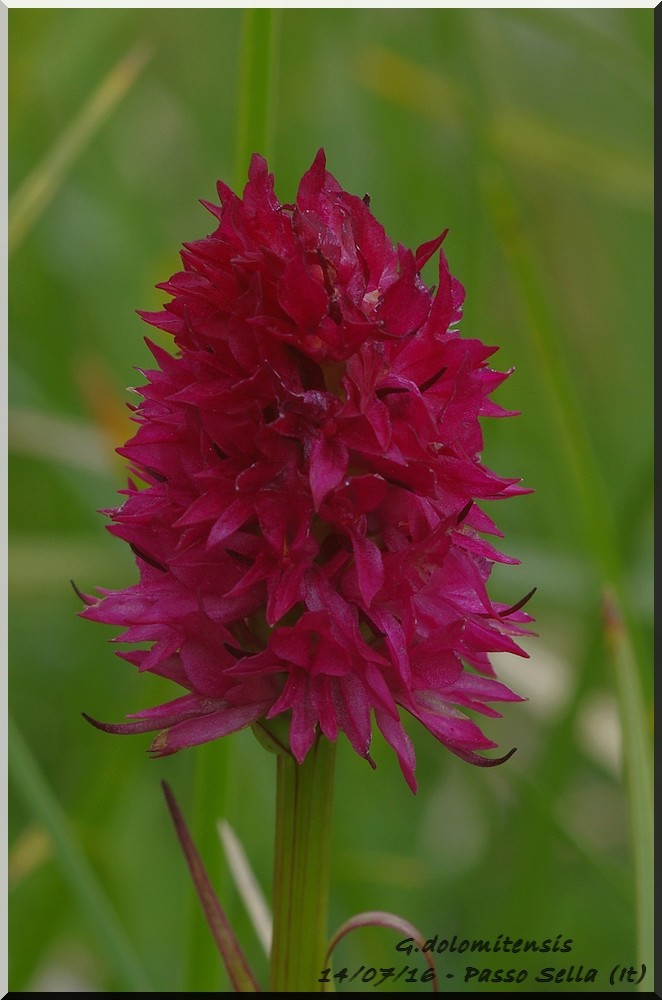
162, 782, 261, 992
9, 43, 151, 256
325, 911, 438, 992
218, 819, 272, 957
601, 588, 653, 987
464, 15, 653, 983
8, 716, 152, 991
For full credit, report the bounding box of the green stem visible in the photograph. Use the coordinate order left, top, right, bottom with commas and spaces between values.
234, 9, 281, 185
270, 735, 336, 992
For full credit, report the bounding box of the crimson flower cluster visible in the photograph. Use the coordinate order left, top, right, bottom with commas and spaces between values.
82, 150, 531, 790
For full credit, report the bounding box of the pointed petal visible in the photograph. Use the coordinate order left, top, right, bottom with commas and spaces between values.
351, 530, 384, 607
308, 434, 348, 509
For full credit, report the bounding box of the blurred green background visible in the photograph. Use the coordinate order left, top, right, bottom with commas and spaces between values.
8, 8, 653, 993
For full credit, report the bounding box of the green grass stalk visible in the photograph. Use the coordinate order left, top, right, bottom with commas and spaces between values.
9, 716, 152, 992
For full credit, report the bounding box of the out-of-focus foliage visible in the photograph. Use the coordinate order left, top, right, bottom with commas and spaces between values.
9, 9, 652, 993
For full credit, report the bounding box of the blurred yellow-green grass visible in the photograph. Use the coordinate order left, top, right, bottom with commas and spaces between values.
9, 8, 653, 993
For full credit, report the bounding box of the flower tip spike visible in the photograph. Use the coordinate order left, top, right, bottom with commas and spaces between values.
70, 579, 95, 606
81, 711, 116, 733
480, 746, 518, 767
498, 587, 537, 618
82, 712, 164, 736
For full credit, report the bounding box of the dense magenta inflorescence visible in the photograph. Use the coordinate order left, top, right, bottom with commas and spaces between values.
82, 150, 532, 791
